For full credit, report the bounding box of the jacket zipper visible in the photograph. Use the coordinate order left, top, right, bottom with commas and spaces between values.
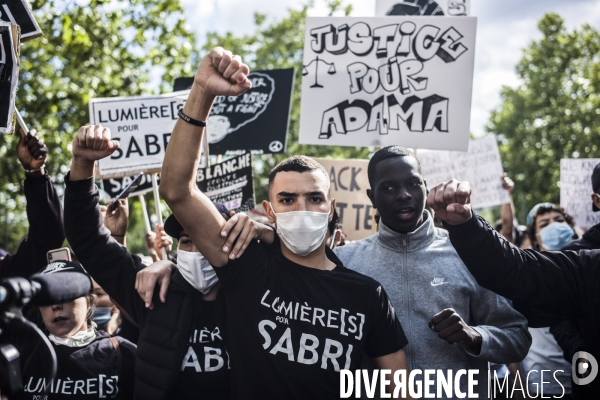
401, 235, 413, 371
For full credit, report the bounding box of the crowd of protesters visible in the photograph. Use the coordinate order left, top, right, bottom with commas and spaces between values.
0, 47, 599, 400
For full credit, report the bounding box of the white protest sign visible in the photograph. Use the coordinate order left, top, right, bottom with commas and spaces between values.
89, 91, 197, 178
418, 135, 510, 209
314, 158, 375, 241
376, 0, 469, 17
560, 158, 600, 228
299, 16, 477, 151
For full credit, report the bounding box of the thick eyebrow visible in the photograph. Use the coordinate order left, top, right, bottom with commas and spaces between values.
179, 234, 190, 240
276, 190, 326, 197
276, 191, 299, 198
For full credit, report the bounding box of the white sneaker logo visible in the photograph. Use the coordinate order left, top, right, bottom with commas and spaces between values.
430, 278, 448, 286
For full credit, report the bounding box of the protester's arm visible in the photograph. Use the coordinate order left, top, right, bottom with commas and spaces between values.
464, 286, 531, 363
372, 349, 415, 399
499, 174, 515, 244
65, 125, 147, 323
160, 47, 252, 268
428, 180, 599, 326
0, 129, 64, 279
550, 319, 586, 363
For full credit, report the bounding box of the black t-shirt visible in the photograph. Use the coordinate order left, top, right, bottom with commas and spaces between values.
215, 238, 407, 399
171, 299, 231, 399
20, 332, 136, 399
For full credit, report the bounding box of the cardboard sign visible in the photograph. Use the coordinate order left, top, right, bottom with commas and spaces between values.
173, 68, 295, 155
314, 158, 374, 241
0, 1, 42, 41
0, 22, 18, 134
560, 158, 600, 228
196, 152, 255, 212
89, 91, 198, 178
376, 0, 469, 16
103, 173, 159, 199
299, 16, 477, 151
417, 135, 511, 209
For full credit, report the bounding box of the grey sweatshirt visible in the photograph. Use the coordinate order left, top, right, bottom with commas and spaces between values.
335, 211, 531, 399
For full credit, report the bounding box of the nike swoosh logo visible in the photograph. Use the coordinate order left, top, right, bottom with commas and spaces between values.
430, 282, 448, 286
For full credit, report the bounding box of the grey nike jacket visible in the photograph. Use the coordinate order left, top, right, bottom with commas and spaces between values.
335, 211, 531, 399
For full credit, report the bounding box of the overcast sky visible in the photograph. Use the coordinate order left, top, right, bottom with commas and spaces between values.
181, 0, 600, 137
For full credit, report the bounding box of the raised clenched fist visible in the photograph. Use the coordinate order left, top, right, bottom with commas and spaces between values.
427, 179, 473, 225
193, 47, 252, 97
72, 124, 120, 161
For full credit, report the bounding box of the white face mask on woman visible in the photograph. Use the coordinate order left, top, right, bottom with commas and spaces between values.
270, 204, 331, 256
176, 249, 219, 294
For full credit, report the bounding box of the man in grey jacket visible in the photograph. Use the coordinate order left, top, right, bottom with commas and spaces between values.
335, 146, 532, 398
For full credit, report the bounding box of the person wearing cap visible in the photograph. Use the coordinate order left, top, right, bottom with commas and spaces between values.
64, 124, 274, 400
0, 128, 64, 279
9, 261, 137, 399
429, 179, 600, 397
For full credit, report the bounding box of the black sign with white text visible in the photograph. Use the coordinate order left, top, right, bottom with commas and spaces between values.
196, 152, 255, 212
0, 22, 18, 134
0, 1, 42, 41
174, 68, 294, 155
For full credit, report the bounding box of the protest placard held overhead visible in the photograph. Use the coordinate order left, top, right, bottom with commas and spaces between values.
376, 0, 470, 17
174, 68, 295, 155
0, 0, 42, 41
560, 158, 600, 228
300, 16, 477, 151
0, 21, 19, 134
196, 152, 255, 212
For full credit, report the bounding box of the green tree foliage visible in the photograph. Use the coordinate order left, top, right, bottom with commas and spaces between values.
488, 13, 600, 223
202, 0, 373, 203
0, 0, 195, 253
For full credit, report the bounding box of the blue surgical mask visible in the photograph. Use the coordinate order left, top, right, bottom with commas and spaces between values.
92, 307, 112, 330
539, 222, 575, 250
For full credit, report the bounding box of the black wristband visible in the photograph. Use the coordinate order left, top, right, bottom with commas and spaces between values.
178, 109, 207, 127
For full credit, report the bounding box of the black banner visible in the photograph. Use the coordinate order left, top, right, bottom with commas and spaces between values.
196, 152, 255, 212
173, 68, 294, 155
102, 174, 158, 198
0, 1, 43, 41
0, 23, 18, 133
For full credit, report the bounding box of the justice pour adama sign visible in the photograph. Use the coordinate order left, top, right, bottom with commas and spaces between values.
299, 16, 477, 151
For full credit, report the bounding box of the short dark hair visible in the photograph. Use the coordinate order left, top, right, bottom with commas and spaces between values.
527, 203, 576, 245
268, 156, 329, 190
367, 146, 421, 188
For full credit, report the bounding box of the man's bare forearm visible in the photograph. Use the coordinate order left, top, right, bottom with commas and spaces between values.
159, 88, 214, 203
69, 156, 95, 181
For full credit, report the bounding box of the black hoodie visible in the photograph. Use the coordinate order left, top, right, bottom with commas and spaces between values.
561, 222, 600, 251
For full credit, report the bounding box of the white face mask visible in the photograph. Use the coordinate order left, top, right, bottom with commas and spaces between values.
270, 204, 331, 256
176, 249, 219, 295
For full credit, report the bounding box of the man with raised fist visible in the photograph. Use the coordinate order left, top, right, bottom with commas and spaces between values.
159, 47, 413, 399
429, 179, 600, 396
0, 128, 64, 278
